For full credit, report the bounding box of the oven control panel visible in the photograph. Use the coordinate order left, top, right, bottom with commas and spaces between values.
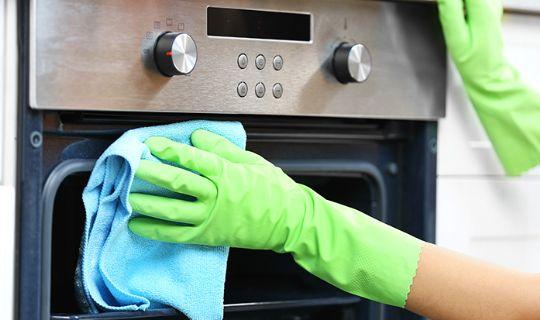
30, 0, 446, 120
234, 52, 285, 99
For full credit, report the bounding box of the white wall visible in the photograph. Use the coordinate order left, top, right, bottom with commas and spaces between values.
1, 0, 17, 319
437, 12, 540, 272
0, 0, 4, 180
505, 0, 540, 12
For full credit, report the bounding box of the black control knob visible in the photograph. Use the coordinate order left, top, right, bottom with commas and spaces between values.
333, 43, 372, 84
154, 32, 197, 77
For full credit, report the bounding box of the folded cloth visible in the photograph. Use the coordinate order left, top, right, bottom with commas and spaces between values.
78, 121, 246, 320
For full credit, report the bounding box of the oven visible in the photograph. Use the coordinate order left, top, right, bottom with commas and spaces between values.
17, 1, 446, 319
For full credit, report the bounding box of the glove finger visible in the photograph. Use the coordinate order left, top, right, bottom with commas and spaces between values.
145, 137, 222, 176
465, 0, 503, 34
128, 216, 202, 244
129, 193, 209, 225
136, 160, 217, 199
191, 129, 263, 164
437, 0, 470, 53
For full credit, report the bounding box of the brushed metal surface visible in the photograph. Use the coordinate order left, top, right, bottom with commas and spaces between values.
170, 33, 198, 74
347, 43, 372, 83
30, 0, 447, 119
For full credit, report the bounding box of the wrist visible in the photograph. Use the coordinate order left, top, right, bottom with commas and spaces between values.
274, 184, 314, 253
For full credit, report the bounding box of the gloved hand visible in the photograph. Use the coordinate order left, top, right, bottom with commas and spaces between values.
128, 130, 422, 307
438, 0, 540, 175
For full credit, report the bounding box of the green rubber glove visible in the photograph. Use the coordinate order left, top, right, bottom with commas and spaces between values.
438, 0, 540, 175
128, 130, 422, 307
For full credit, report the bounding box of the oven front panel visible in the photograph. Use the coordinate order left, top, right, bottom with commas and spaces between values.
30, 0, 446, 119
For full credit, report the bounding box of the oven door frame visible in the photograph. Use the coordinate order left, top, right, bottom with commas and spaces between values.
40, 157, 389, 320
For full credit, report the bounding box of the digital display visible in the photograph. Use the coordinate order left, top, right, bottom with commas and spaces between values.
207, 7, 311, 42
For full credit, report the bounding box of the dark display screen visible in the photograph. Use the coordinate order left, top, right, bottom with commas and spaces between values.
207, 7, 311, 42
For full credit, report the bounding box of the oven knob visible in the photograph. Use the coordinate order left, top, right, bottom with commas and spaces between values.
332, 43, 372, 84
154, 32, 197, 77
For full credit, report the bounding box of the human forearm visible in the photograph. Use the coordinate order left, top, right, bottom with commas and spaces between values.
406, 243, 540, 320
291, 199, 540, 319
287, 189, 422, 307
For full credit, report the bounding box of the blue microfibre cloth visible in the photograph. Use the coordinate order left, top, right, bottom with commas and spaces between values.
80, 121, 246, 320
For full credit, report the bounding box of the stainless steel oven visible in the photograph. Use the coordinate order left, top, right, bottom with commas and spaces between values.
17, 0, 446, 319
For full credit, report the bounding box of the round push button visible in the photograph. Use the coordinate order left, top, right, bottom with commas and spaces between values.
255, 82, 266, 98
255, 54, 266, 70
272, 83, 283, 99
237, 53, 248, 69
237, 82, 248, 97
273, 55, 283, 71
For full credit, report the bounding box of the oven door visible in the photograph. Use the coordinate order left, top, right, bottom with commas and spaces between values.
36, 117, 432, 320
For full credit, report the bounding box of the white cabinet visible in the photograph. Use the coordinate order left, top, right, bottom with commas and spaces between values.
0, 0, 4, 180
505, 0, 540, 12
1, 1, 17, 319
437, 178, 540, 272
437, 13, 540, 271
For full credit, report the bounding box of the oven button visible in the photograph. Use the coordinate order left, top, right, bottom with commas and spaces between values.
154, 32, 197, 77
273, 55, 283, 71
333, 43, 372, 84
255, 54, 266, 70
272, 83, 283, 99
237, 53, 248, 69
237, 82, 248, 97
255, 82, 266, 98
